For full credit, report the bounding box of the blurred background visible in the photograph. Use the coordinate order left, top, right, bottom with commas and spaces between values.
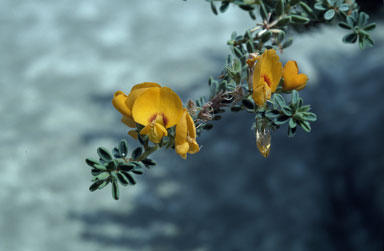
1, 0, 383, 250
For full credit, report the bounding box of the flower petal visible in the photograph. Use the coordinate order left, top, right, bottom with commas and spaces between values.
283, 60, 308, 91
185, 111, 197, 139
159, 87, 183, 127
259, 49, 282, 92
126, 82, 161, 113
112, 91, 131, 118
175, 109, 188, 148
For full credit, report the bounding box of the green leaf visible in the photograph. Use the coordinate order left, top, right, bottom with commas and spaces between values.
338, 3, 349, 12
210, 0, 218, 15
265, 110, 280, 119
365, 36, 375, 47
291, 15, 310, 24
324, 9, 335, 21
342, 32, 357, 43
89, 181, 103, 192
121, 172, 136, 185
274, 94, 286, 108
302, 112, 317, 122
288, 125, 297, 137
116, 173, 129, 186
142, 158, 157, 167
119, 163, 135, 172
291, 90, 299, 107
118, 139, 128, 157
94, 163, 107, 171
112, 180, 119, 200
326, 0, 335, 6
246, 40, 255, 53
276, 0, 284, 16
281, 106, 292, 116
282, 38, 293, 48
298, 120, 311, 132
219, 1, 230, 12
299, 2, 316, 19
338, 21, 351, 30
233, 58, 242, 72
93, 172, 110, 181
261, 31, 272, 43
231, 105, 242, 112
242, 99, 255, 110
260, 2, 268, 20
298, 104, 311, 113
346, 16, 355, 27
358, 12, 369, 27
131, 147, 143, 160
112, 147, 121, 158
363, 23, 376, 31
274, 115, 290, 125
314, 3, 326, 11
233, 46, 243, 58
85, 158, 99, 168
249, 10, 256, 20
97, 147, 113, 162
238, 4, 254, 11
98, 180, 110, 190
289, 118, 297, 128
275, 16, 291, 27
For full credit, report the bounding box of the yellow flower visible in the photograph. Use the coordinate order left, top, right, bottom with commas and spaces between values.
112, 82, 161, 127
132, 86, 183, 143
282, 60, 308, 91
175, 109, 200, 159
252, 49, 283, 106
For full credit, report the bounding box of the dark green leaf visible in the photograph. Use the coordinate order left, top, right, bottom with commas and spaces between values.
112, 180, 119, 200
93, 172, 110, 181
274, 115, 290, 125
338, 21, 351, 30
89, 181, 103, 192
249, 10, 256, 20
299, 2, 316, 19
365, 36, 375, 47
261, 31, 272, 43
119, 163, 135, 172
298, 104, 311, 112
291, 90, 299, 107
238, 4, 254, 11
282, 38, 293, 48
94, 163, 107, 171
97, 147, 113, 162
131, 147, 143, 160
210, 0, 218, 15
121, 172, 136, 185
112, 147, 121, 158
242, 99, 255, 110
85, 158, 99, 168
342, 32, 357, 43
246, 40, 255, 53
363, 23, 376, 31
219, 1, 230, 12
233, 47, 243, 58
298, 120, 311, 132
276, 0, 284, 16
91, 169, 103, 176
260, 2, 268, 20
274, 94, 286, 108
326, 0, 335, 6
291, 15, 310, 24
276, 16, 291, 27
119, 139, 128, 157
288, 125, 297, 137
265, 110, 280, 119
116, 173, 129, 186
142, 158, 157, 167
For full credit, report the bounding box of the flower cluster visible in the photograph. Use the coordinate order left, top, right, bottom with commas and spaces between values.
112, 82, 200, 159
251, 49, 308, 107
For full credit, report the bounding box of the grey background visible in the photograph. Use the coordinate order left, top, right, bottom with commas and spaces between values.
1, 1, 383, 251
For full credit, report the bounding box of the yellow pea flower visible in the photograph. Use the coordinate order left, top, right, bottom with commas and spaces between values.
282, 60, 308, 91
175, 109, 200, 159
132, 86, 183, 144
112, 82, 161, 127
252, 49, 283, 106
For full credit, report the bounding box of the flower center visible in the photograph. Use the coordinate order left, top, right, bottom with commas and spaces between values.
149, 113, 168, 127
262, 74, 271, 87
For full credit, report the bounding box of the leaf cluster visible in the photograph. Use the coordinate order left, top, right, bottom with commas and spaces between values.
85, 140, 156, 200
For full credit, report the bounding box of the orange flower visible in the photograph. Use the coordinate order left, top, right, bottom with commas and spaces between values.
252, 49, 283, 106
175, 109, 200, 159
282, 60, 308, 91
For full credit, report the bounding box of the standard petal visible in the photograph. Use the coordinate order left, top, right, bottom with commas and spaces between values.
159, 87, 183, 127
263, 49, 282, 92
126, 82, 161, 113
112, 91, 131, 118
132, 88, 161, 126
